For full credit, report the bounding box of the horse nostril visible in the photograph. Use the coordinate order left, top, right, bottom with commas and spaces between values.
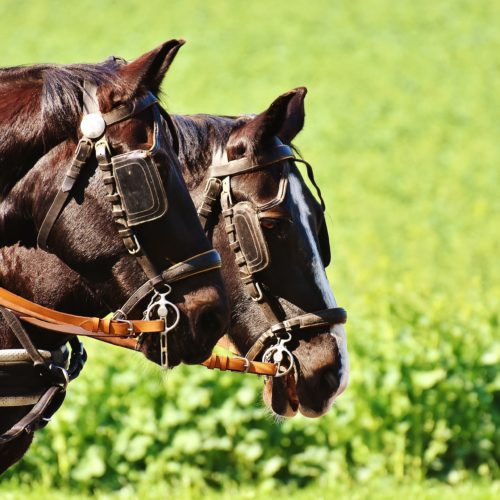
195, 306, 226, 341
323, 369, 340, 393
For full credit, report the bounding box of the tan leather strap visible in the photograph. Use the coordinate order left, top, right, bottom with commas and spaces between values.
201, 354, 277, 376
0, 288, 164, 337
87, 333, 278, 376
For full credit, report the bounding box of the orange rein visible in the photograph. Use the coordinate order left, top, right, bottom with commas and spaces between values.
0, 287, 277, 376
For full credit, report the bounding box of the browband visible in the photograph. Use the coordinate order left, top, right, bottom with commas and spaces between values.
209, 144, 294, 178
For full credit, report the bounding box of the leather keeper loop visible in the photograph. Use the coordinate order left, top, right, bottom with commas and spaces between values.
106, 194, 121, 203
102, 176, 115, 186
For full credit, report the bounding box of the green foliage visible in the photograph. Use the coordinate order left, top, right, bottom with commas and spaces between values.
1, 0, 499, 495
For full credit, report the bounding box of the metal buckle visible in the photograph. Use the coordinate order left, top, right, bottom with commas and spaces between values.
127, 234, 142, 255
112, 317, 134, 336
234, 356, 250, 373
48, 364, 70, 389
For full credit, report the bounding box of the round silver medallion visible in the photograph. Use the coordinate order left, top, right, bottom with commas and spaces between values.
80, 113, 106, 139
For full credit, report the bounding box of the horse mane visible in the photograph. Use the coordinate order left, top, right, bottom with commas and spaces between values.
0, 61, 119, 197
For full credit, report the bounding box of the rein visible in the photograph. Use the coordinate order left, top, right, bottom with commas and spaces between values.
198, 138, 347, 377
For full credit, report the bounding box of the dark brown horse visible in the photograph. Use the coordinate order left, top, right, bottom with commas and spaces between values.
3, 85, 347, 420
177, 87, 348, 417
0, 42, 229, 472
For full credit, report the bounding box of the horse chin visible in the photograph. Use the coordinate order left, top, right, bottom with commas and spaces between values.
263, 372, 299, 417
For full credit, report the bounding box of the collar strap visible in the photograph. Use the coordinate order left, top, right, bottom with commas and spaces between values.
209, 144, 294, 178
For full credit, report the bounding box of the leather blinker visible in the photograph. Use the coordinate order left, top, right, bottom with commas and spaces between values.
112, 150, 168, 227
232, 202, 270, 274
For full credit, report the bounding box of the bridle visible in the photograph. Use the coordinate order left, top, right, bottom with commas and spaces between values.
198, 137, 347, 377
35, 81, 222, 368
0, 82, 222, 444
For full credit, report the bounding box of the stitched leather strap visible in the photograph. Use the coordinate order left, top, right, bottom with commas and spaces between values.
0, 288, 164, 337
201, 354, 277, 376
102, 93, 158, 126
37, 138, 94, 251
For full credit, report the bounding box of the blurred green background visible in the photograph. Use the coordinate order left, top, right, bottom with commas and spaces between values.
1, 0, 499, 498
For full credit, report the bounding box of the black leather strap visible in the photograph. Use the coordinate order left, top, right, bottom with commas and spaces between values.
0, 385, 66, 445
117, 250, 222, 317
209, 144, 294, 178
37, 138, 94, 251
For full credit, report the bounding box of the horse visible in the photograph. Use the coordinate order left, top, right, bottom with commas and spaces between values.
176, 87, 348, 417
0, 42, 229, 472
0, 82, 348, 473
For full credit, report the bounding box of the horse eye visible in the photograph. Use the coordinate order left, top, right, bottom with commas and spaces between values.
261, 218, 280, 230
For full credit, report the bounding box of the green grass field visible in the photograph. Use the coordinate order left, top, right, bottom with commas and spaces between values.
0, 0, 498, 497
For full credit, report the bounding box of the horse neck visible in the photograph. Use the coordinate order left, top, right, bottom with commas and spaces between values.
0, 77, 50, 197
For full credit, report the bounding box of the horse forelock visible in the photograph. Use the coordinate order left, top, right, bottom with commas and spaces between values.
173, 114, 248, 186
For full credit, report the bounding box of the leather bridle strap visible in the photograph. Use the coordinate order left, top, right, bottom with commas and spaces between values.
245, 307, 347, 361
197, 139, 348, 376
37, 138, 94, 251
208, 144, 295, 178
37, 91, 159, 253
116, 249, 222, 317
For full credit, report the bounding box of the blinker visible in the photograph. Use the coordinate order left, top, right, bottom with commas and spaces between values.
112, 150, 168, 227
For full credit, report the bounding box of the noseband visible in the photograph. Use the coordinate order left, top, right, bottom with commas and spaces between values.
198, 138, 347, 377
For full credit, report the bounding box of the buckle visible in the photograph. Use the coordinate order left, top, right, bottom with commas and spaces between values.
111, 316, 134, 336
47, 364, 69, 389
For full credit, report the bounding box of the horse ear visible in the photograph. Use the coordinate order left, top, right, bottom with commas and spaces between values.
108, 39, 185, 104
228, 88, 306, 159
250, 90, 297, 146
277, 86, 307, 144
